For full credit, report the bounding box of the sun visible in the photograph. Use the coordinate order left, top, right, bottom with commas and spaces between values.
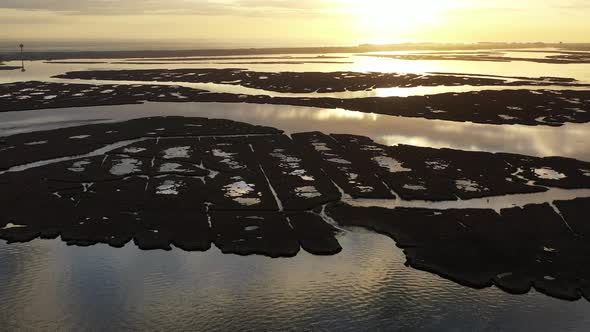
341, 0, 452, 42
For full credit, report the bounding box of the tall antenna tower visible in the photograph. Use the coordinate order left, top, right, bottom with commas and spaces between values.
19, 44, 25, 72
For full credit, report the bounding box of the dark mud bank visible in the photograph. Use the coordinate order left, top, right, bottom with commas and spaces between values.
1, 117, 590, 301
1, 81, 589, 126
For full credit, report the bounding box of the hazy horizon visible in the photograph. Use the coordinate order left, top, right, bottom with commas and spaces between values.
3, 39, 586, 54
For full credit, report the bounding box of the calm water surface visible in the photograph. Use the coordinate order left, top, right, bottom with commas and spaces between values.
2, 230, 590, 331
1, 102, 589, 161
3, 49, 590, 84
1, 50, 590, 330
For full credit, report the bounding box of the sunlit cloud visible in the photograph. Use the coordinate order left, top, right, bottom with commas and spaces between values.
0, 0, 588, 44
1, 0, 588, 15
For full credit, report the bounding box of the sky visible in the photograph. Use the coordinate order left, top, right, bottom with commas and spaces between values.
1, 0, 589, 47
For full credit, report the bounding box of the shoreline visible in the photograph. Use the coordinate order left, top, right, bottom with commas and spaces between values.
2, 42, 590, 61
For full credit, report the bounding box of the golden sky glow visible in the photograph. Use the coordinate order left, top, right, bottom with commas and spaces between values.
1, 0, 589, 46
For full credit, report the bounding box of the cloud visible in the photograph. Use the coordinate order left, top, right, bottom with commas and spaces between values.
0, 0, 342, 16
0, 0, 588, 22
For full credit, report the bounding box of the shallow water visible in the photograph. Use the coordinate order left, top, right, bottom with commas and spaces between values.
346, 188, 590, 214
2, 230, 590, 331
3, 49, 590, 103
4, 61, 588, 100
2, 102, 589, 161
45, 77, 590, 99
358, 49, 590, 82
2, 49, 590, 329
3, 48, 590, 87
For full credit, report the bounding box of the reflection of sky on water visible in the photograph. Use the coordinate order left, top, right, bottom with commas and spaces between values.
46, 76, 590, 99
2, 230, 590, 330
2, 102, 589, 161
2, 49, 590, 329
3, 49, 590, 85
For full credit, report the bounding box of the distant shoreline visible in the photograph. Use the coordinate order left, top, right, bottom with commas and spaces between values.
1, 42, 589, 61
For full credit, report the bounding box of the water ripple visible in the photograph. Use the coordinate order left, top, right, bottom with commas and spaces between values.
1, 230, 589, 330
